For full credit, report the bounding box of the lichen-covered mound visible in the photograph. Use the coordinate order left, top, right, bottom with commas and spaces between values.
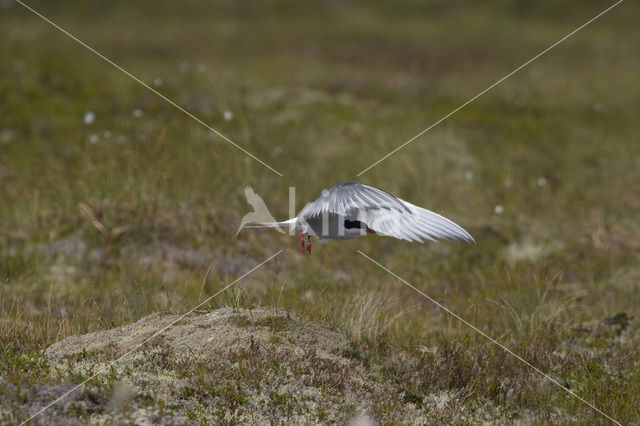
20, 308, 417, 425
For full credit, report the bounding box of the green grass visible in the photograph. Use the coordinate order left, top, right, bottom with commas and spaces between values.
1, 0, 640, 423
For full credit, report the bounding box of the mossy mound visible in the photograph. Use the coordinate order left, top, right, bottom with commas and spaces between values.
18, 308, 408, 424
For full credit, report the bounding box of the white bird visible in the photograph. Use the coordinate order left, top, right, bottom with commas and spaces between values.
246, 181, 474, 253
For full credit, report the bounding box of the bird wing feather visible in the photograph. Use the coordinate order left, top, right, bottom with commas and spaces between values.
298, 181, 473, 244
356, 200, 474, 244
299, 181, 410, 219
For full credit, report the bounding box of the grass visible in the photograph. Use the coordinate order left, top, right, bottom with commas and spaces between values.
1, 0, 640, 423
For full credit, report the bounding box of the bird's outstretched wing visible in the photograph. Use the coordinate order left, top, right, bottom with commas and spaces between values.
299, 181, 410, 219
356, 200, 474, 243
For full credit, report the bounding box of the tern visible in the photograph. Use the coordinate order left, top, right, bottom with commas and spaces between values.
246, 181, 474, 253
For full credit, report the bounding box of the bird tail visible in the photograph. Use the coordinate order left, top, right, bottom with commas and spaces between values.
242, 218, 296, 228
236, 218, 297, 235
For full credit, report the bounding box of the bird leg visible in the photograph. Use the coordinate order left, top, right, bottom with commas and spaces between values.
306, 235, 312, 254
300, 233, 305, 251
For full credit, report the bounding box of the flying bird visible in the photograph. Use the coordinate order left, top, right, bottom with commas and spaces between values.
245, 181, 474, 253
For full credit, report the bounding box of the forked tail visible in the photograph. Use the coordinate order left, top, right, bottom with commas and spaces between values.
236, 218, 297, 235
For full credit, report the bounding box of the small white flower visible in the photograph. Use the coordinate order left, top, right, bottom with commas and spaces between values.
103, 131, 112, 139
83, 111, 95, 125
494, 205, 504, 215
132, 109, 144, 118
464, 170, 474, 181
505, 178, 513, 188
223, 110, 233, 121
179, 61, 190, 73
153, 77, 163, 87
273, 146, 283, 155
89, 134, 99, 144
537, 177, 547, 187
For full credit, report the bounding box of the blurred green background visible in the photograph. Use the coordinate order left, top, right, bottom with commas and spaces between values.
1, 0, 639, 423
